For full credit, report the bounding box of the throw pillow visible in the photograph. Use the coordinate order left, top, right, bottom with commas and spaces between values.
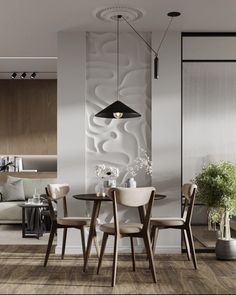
2, 178, 25, 201
7, 176, 56, 198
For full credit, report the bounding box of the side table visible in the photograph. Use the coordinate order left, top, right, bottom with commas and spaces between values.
18, 203, 49, 239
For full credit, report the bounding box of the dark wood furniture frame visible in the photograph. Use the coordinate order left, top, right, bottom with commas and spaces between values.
151, 186, 198, 269
44, 187, 86, 267
73, 193, 166, 273
97, 188, 157, 287
19, 203, 49, 239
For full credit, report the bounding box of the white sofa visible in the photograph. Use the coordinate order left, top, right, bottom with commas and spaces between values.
0, 176, 56, 224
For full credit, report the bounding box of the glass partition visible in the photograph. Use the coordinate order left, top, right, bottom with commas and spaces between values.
183, 62, 236, 251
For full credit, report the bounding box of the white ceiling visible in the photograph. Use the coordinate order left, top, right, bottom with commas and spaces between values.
1, 0, 236, 71
0, 58, 57, 78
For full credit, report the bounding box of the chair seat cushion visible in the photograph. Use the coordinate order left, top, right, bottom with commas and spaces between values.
151, 217, 185, 227
100, 222, 143, 234
57, 217, 91, 227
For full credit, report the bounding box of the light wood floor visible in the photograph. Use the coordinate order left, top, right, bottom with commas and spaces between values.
0, 245, 235, 294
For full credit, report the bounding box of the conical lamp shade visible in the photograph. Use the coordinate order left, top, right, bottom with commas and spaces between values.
95, 100, 141, 119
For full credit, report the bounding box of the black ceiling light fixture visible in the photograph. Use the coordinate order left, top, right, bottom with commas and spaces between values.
94, 8, 181, 119
30, 72, 36, 79
20, 72, 27, 79
11, 72, 17, 79
7, 71, 55, 79
95, 14, 141, 119
121, 11, 181, 79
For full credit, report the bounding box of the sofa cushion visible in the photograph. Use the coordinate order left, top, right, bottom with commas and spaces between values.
0, 200, 24, 221
6, 176, 56, 198
2, 178, 25, 201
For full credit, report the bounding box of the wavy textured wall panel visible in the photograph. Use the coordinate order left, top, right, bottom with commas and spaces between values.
86, 32, 151, 196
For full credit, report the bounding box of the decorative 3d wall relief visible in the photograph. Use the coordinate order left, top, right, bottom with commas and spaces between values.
86, 32, 151, 193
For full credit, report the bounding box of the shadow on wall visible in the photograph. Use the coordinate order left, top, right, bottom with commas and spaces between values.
22, 156, 57, 172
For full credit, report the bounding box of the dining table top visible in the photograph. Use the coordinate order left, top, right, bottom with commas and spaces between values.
73, 193, 167, 202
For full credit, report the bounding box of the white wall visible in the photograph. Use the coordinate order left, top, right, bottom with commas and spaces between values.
57, 32, 86, 254
57, 30, 182, 254
152, 31, 182, 253
85, 31, 152, 253
183, 36, 236, 59
86, 32, 151, 192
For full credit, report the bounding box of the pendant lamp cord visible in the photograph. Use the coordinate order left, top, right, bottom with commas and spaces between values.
121, 15, 173, 58
116, 15, 120, 101
156, 17, 173, 53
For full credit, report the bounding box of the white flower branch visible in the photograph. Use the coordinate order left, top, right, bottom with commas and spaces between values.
127, 148, 152, 177
95, 164, 120, 180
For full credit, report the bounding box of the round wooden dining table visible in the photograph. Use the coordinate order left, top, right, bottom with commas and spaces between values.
73, 193, 166, 272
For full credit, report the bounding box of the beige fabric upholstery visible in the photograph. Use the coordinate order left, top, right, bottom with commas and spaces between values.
100, 222, 143, 235
151, 217, 185, 227
97, 186, 157, 286
7, 176, 56, 199
110, 187, 155, 207
151, 183, 197, 225
57, 217, 91, 227
44, 183, 100, 268
182, 183, 197, 200
150, 183, 198, 271
47, 184, 69, 200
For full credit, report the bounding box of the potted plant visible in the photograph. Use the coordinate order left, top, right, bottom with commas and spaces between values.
195, 161, 236, 260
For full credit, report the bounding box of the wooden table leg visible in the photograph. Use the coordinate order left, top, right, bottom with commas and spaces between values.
36, 208, 41, 239
22, 207, 26, 238
83, 200, 101, 272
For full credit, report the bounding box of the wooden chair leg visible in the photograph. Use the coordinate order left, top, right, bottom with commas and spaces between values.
61, 228, 67, 260
151, 226, 159, 258
112, 235, 119, 287
80, 226, 86, 262
186, 226, 198, 269
97, 233, 108, 274
44, 224, 56, 267
147, 225, 159, 264
93, 231, 100, 258
143, 232, 157, 283
183, 229, 191, 261
130, 237, 136, 272
150, 225, 155, 244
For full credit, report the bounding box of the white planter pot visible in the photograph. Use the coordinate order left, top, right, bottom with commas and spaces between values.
215, 238, 236, 260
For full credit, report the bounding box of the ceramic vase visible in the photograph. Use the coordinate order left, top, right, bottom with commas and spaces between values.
125, 177, 136, 188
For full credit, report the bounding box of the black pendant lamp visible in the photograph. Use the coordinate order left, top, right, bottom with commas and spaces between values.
95, 15, 141, 119
95, 11, 181, 119
95, 100, 141, 118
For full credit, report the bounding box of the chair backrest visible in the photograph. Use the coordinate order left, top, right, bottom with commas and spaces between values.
47, 184, 70, 200
110, 187, 156, 234
181, 183, 197, 224
46, 183, 70, 220
110, 187, 155, 207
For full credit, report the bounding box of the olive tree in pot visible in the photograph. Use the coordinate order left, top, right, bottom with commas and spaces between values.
195, 161, 236, 260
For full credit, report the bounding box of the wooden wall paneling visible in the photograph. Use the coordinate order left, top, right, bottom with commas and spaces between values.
0, 80, 57, 155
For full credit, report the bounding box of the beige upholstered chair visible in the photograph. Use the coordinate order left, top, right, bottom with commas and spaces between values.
97, 187, 157, 287
44, 184, 98, 267
150, 183, 198, 269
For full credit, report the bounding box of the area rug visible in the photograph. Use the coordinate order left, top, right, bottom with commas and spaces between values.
0, 224, 56, 245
